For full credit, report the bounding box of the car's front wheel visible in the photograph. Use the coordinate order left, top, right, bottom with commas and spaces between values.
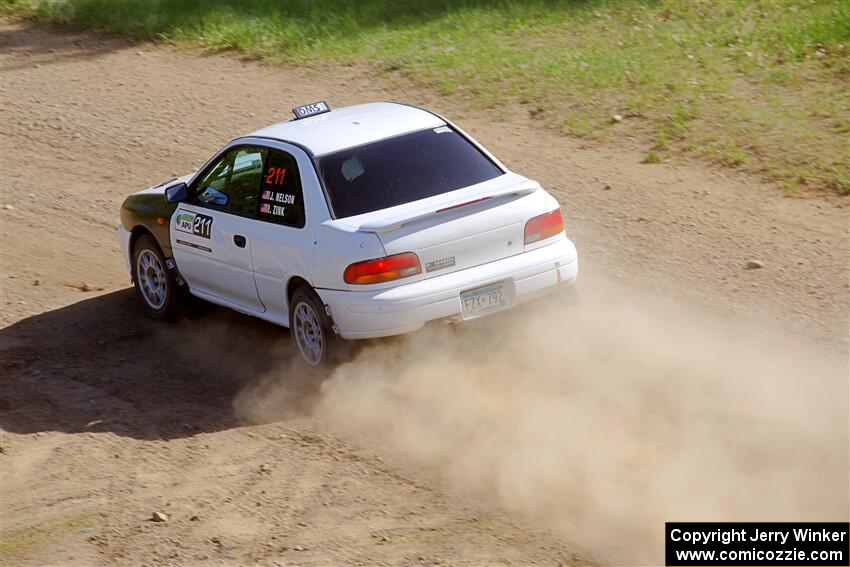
132, 234, 181, 320
289, 286, 339, 368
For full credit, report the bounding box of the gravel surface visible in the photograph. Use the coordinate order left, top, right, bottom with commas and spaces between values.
1, 23, 846, 566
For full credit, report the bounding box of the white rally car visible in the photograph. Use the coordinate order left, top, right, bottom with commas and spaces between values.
119, 102, 578, 366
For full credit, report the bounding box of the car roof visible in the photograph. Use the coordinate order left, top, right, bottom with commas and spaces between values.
247, 102, 445, 157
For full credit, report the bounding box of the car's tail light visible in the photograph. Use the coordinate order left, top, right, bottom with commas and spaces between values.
344, 252, 422, 285
524, 209, 565, 244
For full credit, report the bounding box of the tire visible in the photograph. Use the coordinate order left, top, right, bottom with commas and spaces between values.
131, 234, 181, 320
289, 285, 340, 368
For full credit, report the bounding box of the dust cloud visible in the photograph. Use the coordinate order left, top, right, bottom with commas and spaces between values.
236, 276, 849, 565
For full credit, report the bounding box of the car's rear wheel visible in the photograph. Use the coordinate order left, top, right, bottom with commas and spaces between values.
132, 234, 180, 320
289, 286, 338, 368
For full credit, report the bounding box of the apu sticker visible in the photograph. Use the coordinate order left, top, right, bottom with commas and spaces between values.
175, 211, 213, 239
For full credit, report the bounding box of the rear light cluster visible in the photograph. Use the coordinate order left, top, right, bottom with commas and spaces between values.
344, 252, 422, 285
524, 209, 564, 245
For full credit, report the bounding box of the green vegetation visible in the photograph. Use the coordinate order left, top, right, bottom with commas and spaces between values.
0, 510, 97, 560
642, 150, 662, 164
3, 0, 849, 194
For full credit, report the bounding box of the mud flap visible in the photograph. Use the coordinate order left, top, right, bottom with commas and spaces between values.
324, 304, 341, 335
165, 257, 186, 287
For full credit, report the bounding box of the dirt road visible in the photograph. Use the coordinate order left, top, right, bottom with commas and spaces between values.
1, 23, 847, 566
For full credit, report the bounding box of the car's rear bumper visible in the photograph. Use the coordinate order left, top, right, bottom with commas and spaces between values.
316, 237, 578, 340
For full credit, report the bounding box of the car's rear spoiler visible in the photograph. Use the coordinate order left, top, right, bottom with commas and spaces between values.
357, 180, 539, 234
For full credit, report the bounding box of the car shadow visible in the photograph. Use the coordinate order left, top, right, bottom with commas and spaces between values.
0, 288, 327, 441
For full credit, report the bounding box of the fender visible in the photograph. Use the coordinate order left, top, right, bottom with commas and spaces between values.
120, 174, 194, 257
120, 192, 177, 257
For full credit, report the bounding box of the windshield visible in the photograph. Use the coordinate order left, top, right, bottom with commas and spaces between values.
317, 126, 503, 219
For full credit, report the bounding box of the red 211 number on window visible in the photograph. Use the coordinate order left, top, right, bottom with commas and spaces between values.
264, 167, 286, 186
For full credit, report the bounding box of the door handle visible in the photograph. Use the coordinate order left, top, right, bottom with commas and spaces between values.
233, 234, 246, 248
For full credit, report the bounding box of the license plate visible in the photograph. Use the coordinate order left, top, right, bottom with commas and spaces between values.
460, 281, 510, 319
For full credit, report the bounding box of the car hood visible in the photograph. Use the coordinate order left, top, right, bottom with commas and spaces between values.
135, 173, 195, 196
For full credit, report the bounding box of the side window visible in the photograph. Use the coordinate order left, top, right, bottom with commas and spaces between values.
195, 147, 267, 216
195, 152, 233, 204
256, 149, 305, 228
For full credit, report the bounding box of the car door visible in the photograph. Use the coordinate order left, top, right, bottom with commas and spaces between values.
247, 144, 313, 320
171, 146, 266, 312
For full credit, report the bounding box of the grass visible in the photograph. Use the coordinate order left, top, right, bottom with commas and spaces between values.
2, 0, 849, 195
0, 509, 98, 560
642, 151, 662, 164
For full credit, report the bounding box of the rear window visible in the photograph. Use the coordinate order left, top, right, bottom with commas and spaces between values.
317, 127, 503, 218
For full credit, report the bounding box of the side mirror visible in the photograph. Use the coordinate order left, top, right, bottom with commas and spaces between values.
165, 182, 188, 204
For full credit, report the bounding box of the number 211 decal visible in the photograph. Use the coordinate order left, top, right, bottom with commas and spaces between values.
175, 211, 213, 239
264, 166, 286, 186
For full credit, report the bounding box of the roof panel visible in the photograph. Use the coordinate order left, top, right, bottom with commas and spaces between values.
248, 102, 445, 157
